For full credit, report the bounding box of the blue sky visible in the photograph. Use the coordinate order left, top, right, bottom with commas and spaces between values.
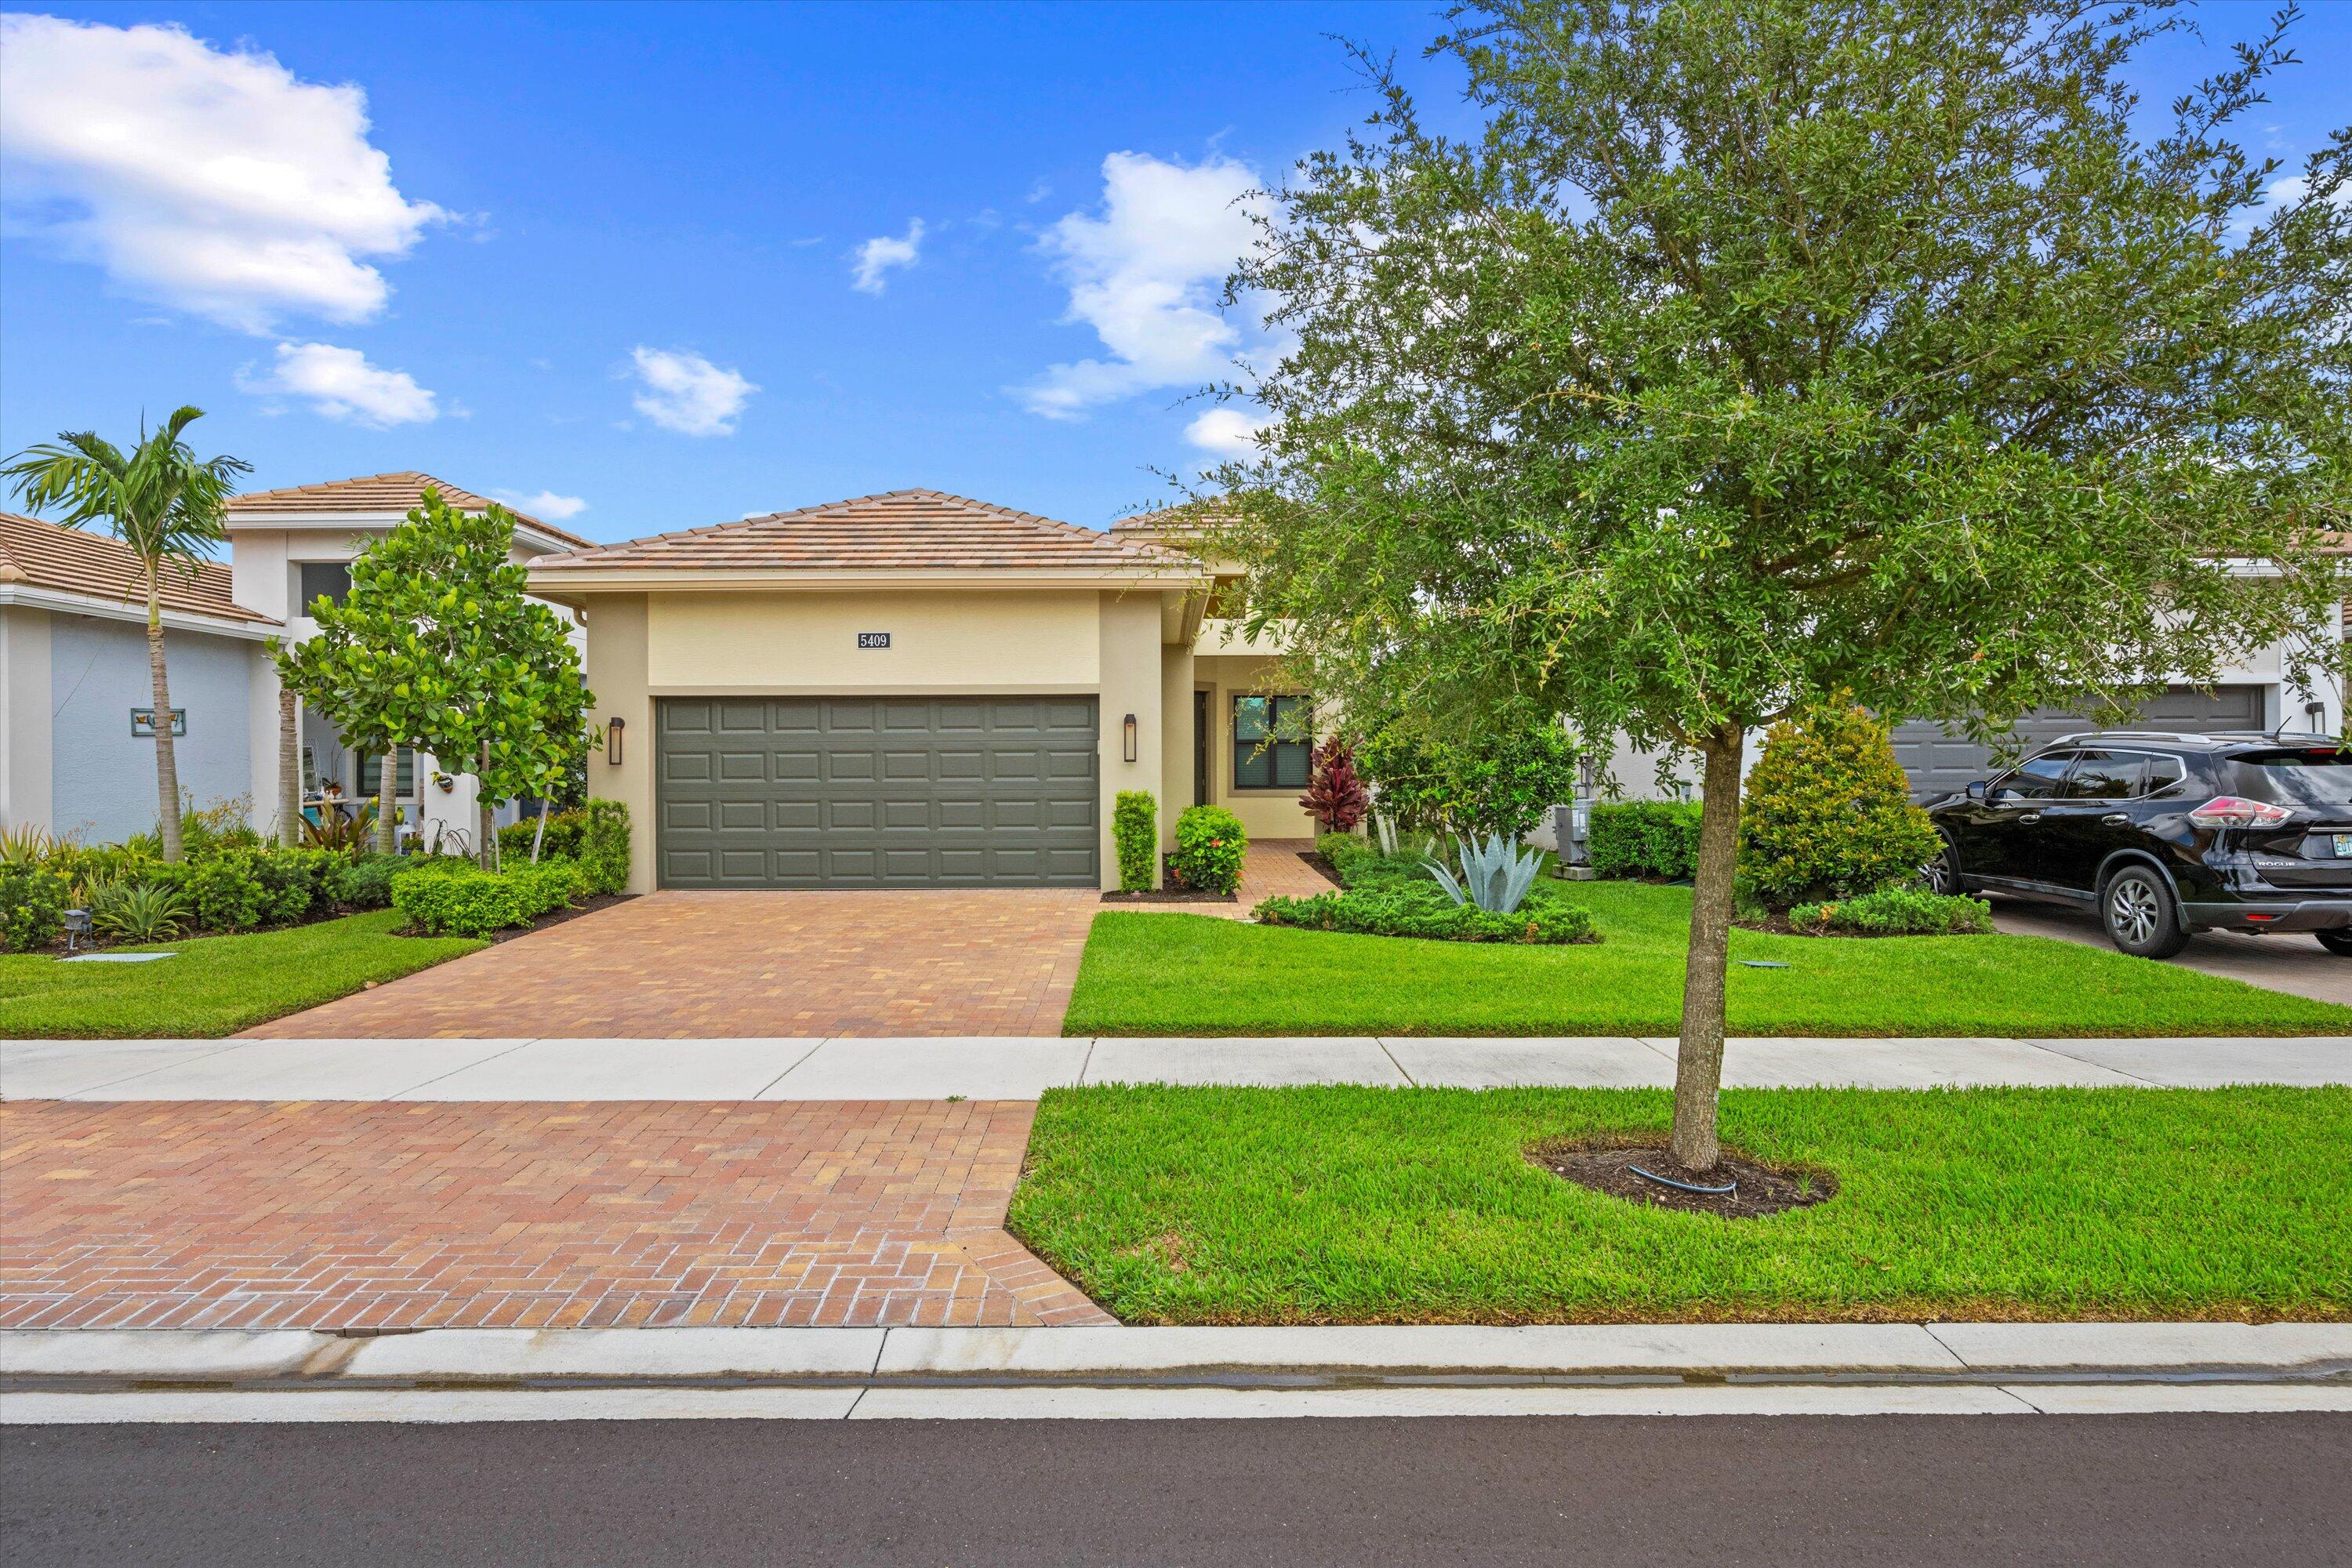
2, 2, 2345, 546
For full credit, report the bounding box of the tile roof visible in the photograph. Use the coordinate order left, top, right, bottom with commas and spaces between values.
533, 489, 1191, 574
0, 512, 274, 624
224, 471, 591, 549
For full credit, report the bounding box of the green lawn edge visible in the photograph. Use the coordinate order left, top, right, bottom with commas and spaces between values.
1008, 1083, 2352, 1325
0, 910, 487, 1039
1063, 883, 2352, 1037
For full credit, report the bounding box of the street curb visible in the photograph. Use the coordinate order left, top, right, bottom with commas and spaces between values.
5, 1322, 2347, 1393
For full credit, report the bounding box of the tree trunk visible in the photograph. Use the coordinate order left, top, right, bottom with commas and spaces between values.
376, 750, 397, 855
278, 686, 300, 847
530, 798, 550, 863
477, 739, 496, 870
1668, 726, 1747, 1173
145, 574, 185, 861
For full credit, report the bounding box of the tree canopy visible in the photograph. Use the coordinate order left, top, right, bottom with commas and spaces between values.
1213, 0, 2350, 1167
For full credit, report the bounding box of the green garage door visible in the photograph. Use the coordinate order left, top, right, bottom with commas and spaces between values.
655, 697, 1098, 888
1889, 684, 2265, 802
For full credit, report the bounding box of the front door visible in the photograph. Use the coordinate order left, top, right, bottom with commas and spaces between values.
1193, 689, 1209, 808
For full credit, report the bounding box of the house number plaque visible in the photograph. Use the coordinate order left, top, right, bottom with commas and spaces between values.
857, 632, 891, 649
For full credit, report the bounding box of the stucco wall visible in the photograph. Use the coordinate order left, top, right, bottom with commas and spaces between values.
582, 593, 655, 892
2, 606, 54, 833
645, 590, 1100, 694
48, 615, 257, 844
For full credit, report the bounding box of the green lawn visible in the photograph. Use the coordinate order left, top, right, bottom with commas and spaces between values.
1063, 882, 2352, 1036
1009, 1083, 2352, 1324
0, 911, 485, 1038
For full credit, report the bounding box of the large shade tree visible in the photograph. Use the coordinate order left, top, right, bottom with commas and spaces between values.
1215, 0, 2350, 1170
2, 408, 251, 859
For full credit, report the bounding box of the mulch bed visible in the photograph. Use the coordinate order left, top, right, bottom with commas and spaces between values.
1102, 888, 1237, 905
1528, 1138, 1837, 1220
481, 892, 637, 944
1303, 853, 1348, 888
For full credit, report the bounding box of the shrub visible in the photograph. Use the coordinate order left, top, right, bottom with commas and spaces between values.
89, 879, 191, 942
1741, 699, 1940, 907
185, 854, 268, 932
1788, 886, 1997, 937
1254, 882, 1596, 944
1318, 833, 1426, 890
392, 858, 584, 938
1425, 832, 1544, 913
579, 799, 632, 895
0, 863, 70, 952
1298, 739, 1371, 832
180, 848, 336, 932
1588, 800, 1704, 879
1169, 804, 1248, 895
1356, 717, 1577, 840
330, 852, 408, 910
1112, 791, 1159, 891
497, 808, 588, 864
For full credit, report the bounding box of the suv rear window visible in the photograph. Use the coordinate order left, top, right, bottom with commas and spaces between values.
2228, 750, 2352, 808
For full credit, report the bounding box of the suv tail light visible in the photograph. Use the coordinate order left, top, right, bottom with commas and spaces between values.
2186, 796, 2296, 829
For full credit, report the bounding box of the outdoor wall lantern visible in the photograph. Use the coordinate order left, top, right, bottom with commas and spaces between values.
606, 716, 626, 766
1123, 712, 1138, 764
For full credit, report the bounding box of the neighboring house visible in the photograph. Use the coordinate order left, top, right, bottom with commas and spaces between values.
227, 472, 590, 849
0, 511, 278, 844
528, 489, 1313, 893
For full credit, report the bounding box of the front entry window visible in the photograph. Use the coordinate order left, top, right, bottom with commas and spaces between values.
358, 747, 416, 798
1233, 695, 1312, 789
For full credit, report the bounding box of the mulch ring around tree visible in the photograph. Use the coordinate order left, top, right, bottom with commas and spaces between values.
1529, 1137, 1838, 1220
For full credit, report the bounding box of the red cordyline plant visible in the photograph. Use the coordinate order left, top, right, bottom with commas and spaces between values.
1299, 737, 1371, 832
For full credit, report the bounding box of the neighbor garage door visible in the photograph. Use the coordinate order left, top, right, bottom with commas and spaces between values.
655, 697, 1098, 887
1889, 684, 2265, 802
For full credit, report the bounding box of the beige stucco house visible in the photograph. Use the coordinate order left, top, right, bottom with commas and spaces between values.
528, 489, 1313, 893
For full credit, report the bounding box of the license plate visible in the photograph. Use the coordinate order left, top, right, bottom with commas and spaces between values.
2332, 833, 2352, 858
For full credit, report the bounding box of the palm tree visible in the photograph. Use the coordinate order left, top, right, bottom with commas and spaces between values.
2, 409, 251, 860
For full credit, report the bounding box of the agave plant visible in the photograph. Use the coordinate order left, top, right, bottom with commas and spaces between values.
1425, 833, 1544, 914
0, 822, 56, 865
89, 878, 191, 942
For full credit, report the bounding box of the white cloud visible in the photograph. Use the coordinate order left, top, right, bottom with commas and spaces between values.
1017, 152, 1271, 420
0, 15, 445, 332
1185, 407, 1270, 459
850, 218, 925, 294
629, 347, 757, 436
492, 489, 588, 521
237, 341, 436, 426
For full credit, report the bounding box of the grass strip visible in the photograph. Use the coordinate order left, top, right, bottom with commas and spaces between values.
1010, 1083, 2352, 1324
0, 911, 485, 1038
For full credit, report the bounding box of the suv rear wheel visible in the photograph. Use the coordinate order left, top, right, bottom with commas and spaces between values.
2315, 931, 2352, 957
2103, 865, 2189, 959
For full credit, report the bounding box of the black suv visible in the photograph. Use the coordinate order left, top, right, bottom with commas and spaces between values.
1923, 731, 2352, 959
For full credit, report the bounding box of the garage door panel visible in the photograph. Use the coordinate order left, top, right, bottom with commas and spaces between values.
656, 696, 1099, 887
1890, 686, 2264, 802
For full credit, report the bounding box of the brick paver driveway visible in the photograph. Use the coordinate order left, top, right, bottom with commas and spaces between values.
1, 1098, 1112, 1330
246, 888, 1101, 1038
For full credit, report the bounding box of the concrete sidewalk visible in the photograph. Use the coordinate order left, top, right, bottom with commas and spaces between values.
6, 1321, 2347, 1423
5, 1033, 2347, 1101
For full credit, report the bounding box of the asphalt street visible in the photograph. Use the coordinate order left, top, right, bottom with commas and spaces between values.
5, 1414, 2347, 1566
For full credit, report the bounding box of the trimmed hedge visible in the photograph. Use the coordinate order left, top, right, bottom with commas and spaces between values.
391, 858, 585, 938
184, 848, 340, 933
1254, 883, 1596, 944
1170, 805, 1248, 895
1113, 791, 1158, 892
1788, 886, 1997, 937
1588, 801, 1704, 879
2, 864, 71, 953
328, 853, 408, 911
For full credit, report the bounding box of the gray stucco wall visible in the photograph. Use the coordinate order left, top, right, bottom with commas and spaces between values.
49, 615, 256, 844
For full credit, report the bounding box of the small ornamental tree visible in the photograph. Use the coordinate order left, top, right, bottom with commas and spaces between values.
1298, 739, 1371, 832
1740, 699, 1939, 908
278, 490, 592, 866
1355, 717, 1577, 840
1218, 1, 2350, 1171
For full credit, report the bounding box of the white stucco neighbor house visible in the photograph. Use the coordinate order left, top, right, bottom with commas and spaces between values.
0, 474, 589, 848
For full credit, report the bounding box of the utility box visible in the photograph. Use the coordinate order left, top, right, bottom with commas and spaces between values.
1554, 798, 1597, 880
